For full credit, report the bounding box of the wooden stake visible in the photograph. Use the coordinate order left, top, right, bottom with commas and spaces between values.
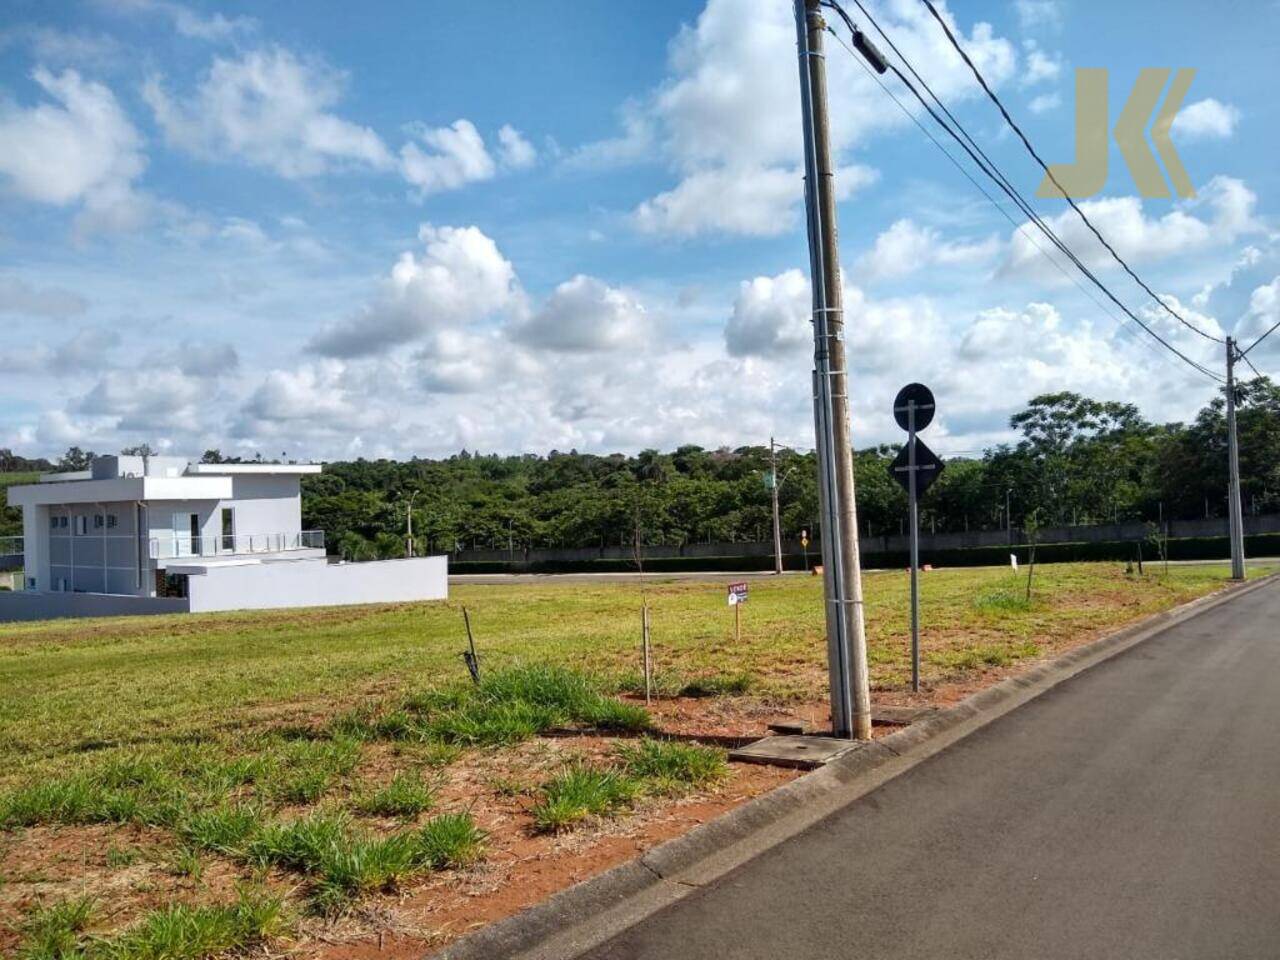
641, 602, 653, 704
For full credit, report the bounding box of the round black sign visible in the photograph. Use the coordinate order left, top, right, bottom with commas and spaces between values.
893, 383, 935, 432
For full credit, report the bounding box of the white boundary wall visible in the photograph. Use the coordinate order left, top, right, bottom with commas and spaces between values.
185, 555, 448, 613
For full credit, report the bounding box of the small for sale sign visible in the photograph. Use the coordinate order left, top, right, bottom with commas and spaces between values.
727, 581, 749, 606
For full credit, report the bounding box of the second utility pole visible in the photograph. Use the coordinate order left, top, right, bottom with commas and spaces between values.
1225, 337, 1246, 579
770, 437, 784, 575
794, 0, 872, 740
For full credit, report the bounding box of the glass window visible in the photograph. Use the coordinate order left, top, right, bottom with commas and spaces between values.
107, 514, 118, 529
50, 516, 58, 530
94, 514, 104, 529
74, 516, 87, 536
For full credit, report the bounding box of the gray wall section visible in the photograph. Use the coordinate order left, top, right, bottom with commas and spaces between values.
45, 501, 147, 595
185, 556, 448, 613
453, 515, 1280, 567
0, 591, 189, 622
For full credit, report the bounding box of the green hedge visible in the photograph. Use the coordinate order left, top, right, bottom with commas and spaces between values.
449, 533, 1280, 575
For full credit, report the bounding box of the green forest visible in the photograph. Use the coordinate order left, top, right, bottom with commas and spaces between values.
4, 383, 1280, 555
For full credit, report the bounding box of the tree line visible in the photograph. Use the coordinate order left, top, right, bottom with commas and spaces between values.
3, 381, 1278, 552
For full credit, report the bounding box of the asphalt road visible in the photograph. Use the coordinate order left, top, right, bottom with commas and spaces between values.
579, 580, 1280, 960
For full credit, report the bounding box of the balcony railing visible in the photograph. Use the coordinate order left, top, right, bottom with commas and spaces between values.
150, 530, 325, 560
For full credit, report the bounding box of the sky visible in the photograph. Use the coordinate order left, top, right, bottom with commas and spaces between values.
0, 0, 1277, 463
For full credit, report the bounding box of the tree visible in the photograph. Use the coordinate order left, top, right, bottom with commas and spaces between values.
57, 447, 95, 471
121, 443, 157, 457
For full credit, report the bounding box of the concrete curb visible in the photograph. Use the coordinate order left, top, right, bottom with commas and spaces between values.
431, 573, 1278, 960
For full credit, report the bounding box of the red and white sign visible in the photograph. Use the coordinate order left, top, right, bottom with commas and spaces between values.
727, 581, 749, 606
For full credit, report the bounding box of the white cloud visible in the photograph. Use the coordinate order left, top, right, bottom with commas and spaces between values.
1172, 98, 1240, 141
497, 124, 537, 169
633, 164, 876, 238
1028, 92, 1060, 114
399, 119, 495, 196
310, 223, 523, 357
1014, 0, 1063, 32
0, 277, 88, 318
103, 0, 255, 42
857, 218, 999, 281
0, 67, 149, 233
144, 47, 393, 178
1021, 41, 1062, 86
724, 269, 811, 357
582, 0, 1016, 237
1003, 176, 1259, 280
510, 275, 648, 353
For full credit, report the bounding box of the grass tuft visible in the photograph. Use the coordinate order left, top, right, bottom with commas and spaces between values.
99, 888, 283, 960
413, 812, 486, 869
615, 739, 727, 793
676, 673, 754, 698
357, 771, 436, 819
531, 765, 639, 833
177, 804, 263, 856
16, 897, 94, 960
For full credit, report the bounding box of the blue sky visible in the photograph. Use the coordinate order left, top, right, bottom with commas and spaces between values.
1, 0, 1277, 461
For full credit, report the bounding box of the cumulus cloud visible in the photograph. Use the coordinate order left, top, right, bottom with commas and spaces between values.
1172, 98, 1241, 141
724, 270, 814, 358
399, 119, 495, 196
510, 275, 648, 353
0, 277, 88, 318
309, 224, 523, 357
0, 67, 150, 233
1021, 41, 1063, 86
856, 219, 999, 282
144, 47, 393, 177
497, 124, 537, 169
634, 164, 876, 238
104, 0, 255, 41
1003, 176, 1259, 281
1028, 92, 1060, 114
576, 0, 1016, 237
75, 369, 208, 433
1014, 0, 1063, 32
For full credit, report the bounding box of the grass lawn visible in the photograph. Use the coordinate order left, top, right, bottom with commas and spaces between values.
0, 561, 1252, 956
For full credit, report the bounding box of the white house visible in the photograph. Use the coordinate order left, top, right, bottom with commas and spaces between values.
1, 455, 447, 621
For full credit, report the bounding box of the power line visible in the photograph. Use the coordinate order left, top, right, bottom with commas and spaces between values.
1241, 317, 1280, 357
822, 25, 1205, 380
914, 0, 1225, 346
821, 0, 1224, 384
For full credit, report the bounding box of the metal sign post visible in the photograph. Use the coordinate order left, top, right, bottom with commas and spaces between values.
727, 581, 749, 642
890, 384, 942, 694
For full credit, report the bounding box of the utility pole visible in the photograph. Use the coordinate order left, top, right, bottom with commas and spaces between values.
404, 490, 419, 558
794, 0, 872, 741
770, 437, 784, 575
1225, 337, 1246, 579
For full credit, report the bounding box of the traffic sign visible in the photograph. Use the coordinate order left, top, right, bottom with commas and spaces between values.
889, 439, 944, 495
893, 383, 935, 432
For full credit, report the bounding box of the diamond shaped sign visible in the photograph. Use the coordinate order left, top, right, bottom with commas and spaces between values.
889, 439, 944, 496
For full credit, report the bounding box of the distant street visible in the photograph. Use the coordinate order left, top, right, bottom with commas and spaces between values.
578, 580, 1280, 960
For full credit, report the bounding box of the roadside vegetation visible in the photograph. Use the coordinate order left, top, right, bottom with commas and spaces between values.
0, 562, 1250, 956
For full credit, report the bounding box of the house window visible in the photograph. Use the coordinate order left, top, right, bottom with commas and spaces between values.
106, 514, 118, 529
220, 508, 235, 551
50, 516, 58, 530
94, 514, 105, 529
74, 516, 87, 536
59, 516, 68, 529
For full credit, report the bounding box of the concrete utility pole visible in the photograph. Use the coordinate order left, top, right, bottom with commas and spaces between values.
770, 437, 784, 575
404, 490, 419, 559
794, 0, 872, 740
1225, 338, 1246, 579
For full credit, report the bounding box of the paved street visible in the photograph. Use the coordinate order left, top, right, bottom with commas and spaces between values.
580, 581, 1280, 960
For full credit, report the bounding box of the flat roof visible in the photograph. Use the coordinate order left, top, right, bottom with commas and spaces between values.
185, 463, 323, 476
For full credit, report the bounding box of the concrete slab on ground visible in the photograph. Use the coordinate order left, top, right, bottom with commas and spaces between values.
729, 735, 863, 770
